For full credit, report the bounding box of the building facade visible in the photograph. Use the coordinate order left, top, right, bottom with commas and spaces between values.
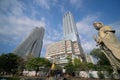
46, 40, 82, 67
13, 27, 44, 58
85, 54, 94, 64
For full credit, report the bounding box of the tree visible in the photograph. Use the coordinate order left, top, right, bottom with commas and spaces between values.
65, 61, 75, 75
73, 58, 83, 71
0, 53, 24, 75
26, 57, 51, 76
65, 57, 95, 75
65, 56, 75, 75
90, 48, 112, 72
90, 48, 110, 66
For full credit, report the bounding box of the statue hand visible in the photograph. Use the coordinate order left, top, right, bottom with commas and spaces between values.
93, 35, 97, 42
93, 35, 101, 46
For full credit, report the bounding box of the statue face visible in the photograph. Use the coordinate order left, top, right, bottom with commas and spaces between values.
93, 22, 103, 30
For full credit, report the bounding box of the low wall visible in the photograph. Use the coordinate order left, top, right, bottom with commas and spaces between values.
78, 71, 120, 79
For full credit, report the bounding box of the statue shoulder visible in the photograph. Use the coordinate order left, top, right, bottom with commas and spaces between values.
100, 26, 112, 31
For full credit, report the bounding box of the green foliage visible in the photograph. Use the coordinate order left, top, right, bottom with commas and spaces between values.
25, 57, 51, 76
90, 48, 105, 60
0, 53, 24, 75
65, 56, 75, 75
73, 58, 95, 71
90, 48, 110, 65
65, 57, 95, 75
90, 48, 112, 72
55, 65, 62, 70
97, 71, 105, 79
73, 58, 82, 69
26, 57, 51, 71
84, 62, 94, 71
64, 61, 75, 75
0, 77, 20, 80
78, 62, 94, 71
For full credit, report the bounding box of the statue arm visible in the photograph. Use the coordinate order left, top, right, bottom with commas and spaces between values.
104, 26, 115, 33
97, 37, 102, 45
94, 35, 102, 46
104, 30, 115, 33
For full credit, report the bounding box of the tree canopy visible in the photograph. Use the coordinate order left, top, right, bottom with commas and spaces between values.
90, 48, 112, 72
90, 48, 110, 65
25, 57, 51, 76
65, 57, 94, 75
26, 57, 51, 71
0, 53, 24, 75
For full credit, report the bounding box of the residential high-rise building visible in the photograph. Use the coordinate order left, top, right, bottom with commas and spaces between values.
13, 27, 44, 58
46, 40, 82, 67
63, 12, 85, 61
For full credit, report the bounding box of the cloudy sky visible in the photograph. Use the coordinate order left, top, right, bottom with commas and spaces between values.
0, 0, 120, 57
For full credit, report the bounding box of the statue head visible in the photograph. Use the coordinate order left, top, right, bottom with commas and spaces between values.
93, 22, 104, 30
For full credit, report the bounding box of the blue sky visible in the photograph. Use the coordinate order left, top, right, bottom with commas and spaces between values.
0, 0, 120, 57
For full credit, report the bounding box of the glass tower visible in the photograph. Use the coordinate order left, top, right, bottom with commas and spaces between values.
63, 12, 79, 42
63, 12, 85, 61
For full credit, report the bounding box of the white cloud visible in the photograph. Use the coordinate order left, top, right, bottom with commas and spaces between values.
77, 15, 99, 35
34, 0, 50, 9
70, 0, 82, 4
0, 0, 25, 16
0, 15, 46, 44
0, 0, 46, 45
60, 4, 65, 13
43, 26, 62, 47
81, 37, 97, 53
34, 0, 57, 10
69, 0, 83, 9
76, 15, 100, 53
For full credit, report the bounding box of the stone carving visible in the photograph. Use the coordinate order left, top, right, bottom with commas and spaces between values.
93, 22, 120, 74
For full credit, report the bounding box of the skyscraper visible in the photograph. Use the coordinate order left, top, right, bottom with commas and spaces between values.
63, 11, 85, 61
63, 12, 79, 42
13, 27, 44, 58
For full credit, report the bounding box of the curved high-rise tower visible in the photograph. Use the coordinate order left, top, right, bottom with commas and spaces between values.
13, 27, 44, 58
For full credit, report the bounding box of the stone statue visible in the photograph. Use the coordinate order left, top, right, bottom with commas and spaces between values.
93, 22, 120, 74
